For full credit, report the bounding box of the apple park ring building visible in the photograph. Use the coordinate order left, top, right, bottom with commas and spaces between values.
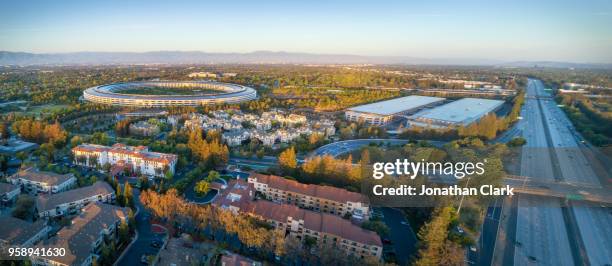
83, 81, 257, 107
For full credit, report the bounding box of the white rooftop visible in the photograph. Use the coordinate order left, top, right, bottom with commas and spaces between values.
410, 98, 504, 125
347, 95, 445, 116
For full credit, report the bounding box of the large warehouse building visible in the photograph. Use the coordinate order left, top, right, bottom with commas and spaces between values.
83, 81, 257, 107
344, 95, 445, 126
408, 97, 504, 128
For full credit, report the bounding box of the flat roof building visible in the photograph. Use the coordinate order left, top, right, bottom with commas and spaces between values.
408, 97, 504, 128
345, 95, 445, 126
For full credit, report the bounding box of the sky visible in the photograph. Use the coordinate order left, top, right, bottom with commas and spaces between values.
1, 0, 611, 63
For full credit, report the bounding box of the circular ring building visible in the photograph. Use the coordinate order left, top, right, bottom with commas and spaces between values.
83, 81, 257, 107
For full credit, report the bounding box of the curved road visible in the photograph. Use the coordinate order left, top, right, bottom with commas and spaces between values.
310, 138, 445, 158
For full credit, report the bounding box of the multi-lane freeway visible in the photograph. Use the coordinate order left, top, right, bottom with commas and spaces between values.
500, 79, 611, 266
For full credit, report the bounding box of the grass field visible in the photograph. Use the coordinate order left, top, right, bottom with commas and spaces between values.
118, 86, 221, 95
25, 104, 70, 114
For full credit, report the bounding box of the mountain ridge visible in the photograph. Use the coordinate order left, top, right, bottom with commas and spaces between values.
1, 51, 609, 69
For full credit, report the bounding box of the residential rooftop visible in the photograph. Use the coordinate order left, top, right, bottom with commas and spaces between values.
221, 252, 262, 266
0, 182, 19, 194
346, 95, 445, 116
0, 139, 38, 155
72, 143, 177, 164
0, 217, 47, 246
249, 173, 367, 204
35, 203, 128, 265
36, 181, 114, 211
249, 200, 382, 246
13, 167, 74, 186
410, 97, 504, 125
215, 179, 381, 247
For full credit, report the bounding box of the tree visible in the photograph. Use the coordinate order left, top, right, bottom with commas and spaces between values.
118, 220, 130, 244
124, 182, 133, 207
128, 208, 136, 231
273, 229, 286, 257
115, 183, 124, 206
507, 137, 527, 147
12, 195, 35, 219
194, 180, 210, 196
361, 220, 390, 236
207, 170, 220, 182
70, 135, 82, 147
414, 206, 464, 266
164, 170, 174, 180
278, 147, 297, 171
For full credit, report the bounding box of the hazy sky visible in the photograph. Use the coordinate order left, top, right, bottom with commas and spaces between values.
1, 0, 611, 63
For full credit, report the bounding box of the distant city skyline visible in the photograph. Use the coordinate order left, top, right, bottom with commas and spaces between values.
1, 0, 611, 63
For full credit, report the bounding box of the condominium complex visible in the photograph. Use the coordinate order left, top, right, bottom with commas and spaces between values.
72, 143, 177, 178
36, 181, 115, 218
32, 203, 129, 266
214, 179, 382, 260
9, 167, 76, 194
345, 95, 445, 126
248, 173, 369, 220
0, 217, 50, 248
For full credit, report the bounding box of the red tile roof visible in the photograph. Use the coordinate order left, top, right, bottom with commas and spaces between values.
216, 179, 381, 247
249, 173, 367, 204
72, 143, 178, 164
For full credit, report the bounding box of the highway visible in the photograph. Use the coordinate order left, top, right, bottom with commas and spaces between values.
507, 79, 611, 265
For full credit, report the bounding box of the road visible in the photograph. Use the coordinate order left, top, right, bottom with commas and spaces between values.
503, 79, 611, 266
115, 189, 166, 265
310, 139, 445, 158
478, 197, 502, 265
380, 207, 418, 266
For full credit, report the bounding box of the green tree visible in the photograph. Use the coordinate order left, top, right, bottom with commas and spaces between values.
118, 220, 130, 244
361, 220, 390, 236
194, 180, 210, 196
207, 170, 220, 182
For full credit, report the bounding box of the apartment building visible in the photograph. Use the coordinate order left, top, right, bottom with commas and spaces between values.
9, 167, 76, 194
36, 181, 115, 218
32, 203, 129, 266
0, 182, 21, 205
0, 217, 50, 248
214, 179, 382, 260
248, 173, 369, 220
72, 143, 177, 178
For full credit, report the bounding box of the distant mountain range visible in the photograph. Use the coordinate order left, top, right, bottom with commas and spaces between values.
1, 51, 610, 69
